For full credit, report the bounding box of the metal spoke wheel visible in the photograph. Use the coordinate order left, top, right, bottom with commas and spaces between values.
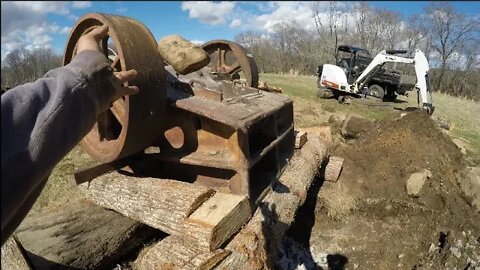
63, 13, 166, 162
202, 40, 259, 87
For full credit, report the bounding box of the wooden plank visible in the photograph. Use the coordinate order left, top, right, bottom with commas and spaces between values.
187, 193, 251, 250
214, 136, 329, 269
133, 235, 230, 270
294, 130, 308, 149
14, 200, 157, 270
1, 236, 31, 270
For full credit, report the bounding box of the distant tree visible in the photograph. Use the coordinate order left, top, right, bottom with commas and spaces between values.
1, 47, 62, 90
419, 3, 480, 91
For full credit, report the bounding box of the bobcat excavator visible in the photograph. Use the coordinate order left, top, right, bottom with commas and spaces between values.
317, 46, 435, 115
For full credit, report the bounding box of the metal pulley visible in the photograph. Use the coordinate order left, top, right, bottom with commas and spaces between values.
63, 13, 166, 162
202, 40, 259, 88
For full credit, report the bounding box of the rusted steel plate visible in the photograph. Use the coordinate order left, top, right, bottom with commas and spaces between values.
63, 13, 166, 162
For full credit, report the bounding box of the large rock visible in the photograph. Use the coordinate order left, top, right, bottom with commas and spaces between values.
459, 167, 480, 212
340, 114, 374, 139
406, 169, 432, 197
158, 35, 210, 75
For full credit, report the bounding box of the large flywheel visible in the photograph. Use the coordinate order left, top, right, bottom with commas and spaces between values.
202, 40, 259, 87
63, 13, 166, 162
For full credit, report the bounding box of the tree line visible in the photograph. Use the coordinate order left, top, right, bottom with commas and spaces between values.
1, 48, 62, 94
235, 2, 480, 100
1, 2, 479, 100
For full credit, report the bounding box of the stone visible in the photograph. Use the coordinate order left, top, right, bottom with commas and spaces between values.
341, 114, 374, 139
157, 35, 210, 75
452, 138, 468, 155
450, 247, 461, 258
328, 113, 346, 126
458, 167, 480, 212
406, 169, 432, 198
429, 243, 440, 253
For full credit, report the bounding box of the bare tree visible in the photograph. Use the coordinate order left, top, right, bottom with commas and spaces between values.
420, 3, 480, 91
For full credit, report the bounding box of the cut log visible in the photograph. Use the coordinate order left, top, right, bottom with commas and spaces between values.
1, 236, 31, 270
79, 174, 216, 248
294, 130, 308, 149
133, 235, 230, 270
81, 174, 251, 250
324, 156, 344, 182
14, 200, 158, 270
214, 136, 329, 269
187, 193, 251, 250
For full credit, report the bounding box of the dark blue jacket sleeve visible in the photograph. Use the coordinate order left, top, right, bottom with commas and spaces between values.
1, 50, 115, 245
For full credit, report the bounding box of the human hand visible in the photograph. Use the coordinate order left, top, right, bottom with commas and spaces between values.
77, 25, 139, 100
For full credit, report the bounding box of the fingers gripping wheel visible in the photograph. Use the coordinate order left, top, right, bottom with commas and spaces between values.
63, 13, 166, 162
202, 40, 259, 88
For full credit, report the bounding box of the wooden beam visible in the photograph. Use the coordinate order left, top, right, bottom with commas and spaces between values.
14, 201, 158, 270
214, 136, 329, 269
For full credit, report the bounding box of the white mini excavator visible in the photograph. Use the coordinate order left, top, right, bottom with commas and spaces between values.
317, 46, 435, 115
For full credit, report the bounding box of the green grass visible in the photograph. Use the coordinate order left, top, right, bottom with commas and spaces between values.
260, 73, 480, 156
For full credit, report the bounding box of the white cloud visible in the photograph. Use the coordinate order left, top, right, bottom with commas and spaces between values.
230, 19, 242, 28
72, 1, 92, 9
181, 1, 235, 25
115, 7, 128, 13
60, 26, 72, 35
190, 40, 205, 45
1, 1, 74, 60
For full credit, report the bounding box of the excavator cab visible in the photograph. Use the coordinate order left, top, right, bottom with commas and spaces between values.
335, 45, 373, 84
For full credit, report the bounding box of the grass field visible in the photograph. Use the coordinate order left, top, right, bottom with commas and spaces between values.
33, 73, 480, 211
260, 73, 480, 155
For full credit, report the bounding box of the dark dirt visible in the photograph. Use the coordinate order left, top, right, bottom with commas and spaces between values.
287, 110, 480, 270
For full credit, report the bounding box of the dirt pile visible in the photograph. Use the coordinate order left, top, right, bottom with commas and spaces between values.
336, 110, 465, 202
288, 110, 479, 270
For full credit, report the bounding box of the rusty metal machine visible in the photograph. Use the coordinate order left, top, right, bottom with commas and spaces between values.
65, 13, 294, 201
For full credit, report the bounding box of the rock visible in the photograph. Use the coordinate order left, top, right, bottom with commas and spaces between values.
458, 167, 480, 212
429, 243, 440, 253
157, 35, 210, 75
452, 138, 468, 155
433, 116, 454, 130
340, 114, 374, 139
406, 169, 432, 198
450, 247, 461, 258
398, 253, 405, 259
328, 113, 346, 126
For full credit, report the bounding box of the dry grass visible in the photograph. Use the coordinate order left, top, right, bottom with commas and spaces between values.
260, 73, 480, 156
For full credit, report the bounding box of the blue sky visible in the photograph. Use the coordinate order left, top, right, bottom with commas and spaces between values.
1, 1, 479, 59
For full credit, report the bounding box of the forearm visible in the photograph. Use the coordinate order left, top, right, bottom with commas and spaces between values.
1, 51, 115, 244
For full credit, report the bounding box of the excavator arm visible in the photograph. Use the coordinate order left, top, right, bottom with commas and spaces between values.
354, 50, 434, 114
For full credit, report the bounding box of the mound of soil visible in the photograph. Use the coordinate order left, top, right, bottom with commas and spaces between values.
287, 110, 480, 270
337, 110, 465, 203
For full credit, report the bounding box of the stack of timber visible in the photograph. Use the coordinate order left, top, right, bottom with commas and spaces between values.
4, 135, 328, 269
